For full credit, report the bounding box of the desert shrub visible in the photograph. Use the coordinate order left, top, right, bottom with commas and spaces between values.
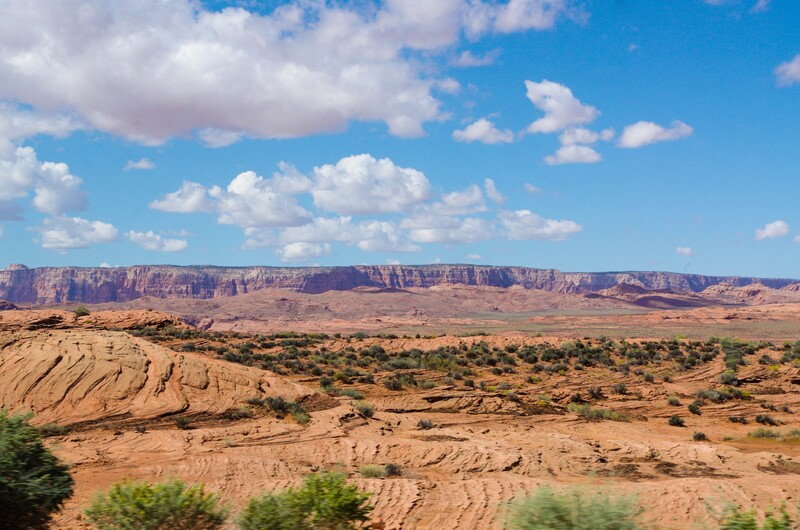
358, 465, 386, 478
755, 414, 778, 426
748, 428, 780, 439
719, 504, 792, 530
612, 383, 628, 395
693, 431, 708, 441
223, 406, 253, 421
688, 403, 702, 416
0, 411, 74, 529
668, 415, 685, 427
85, 479, 227, 530
729, 416, 749, 424
265, 397, 290, 414
667, 396, 681, 406
174, 416, 192, 430
417, 419, 434, 430
353, 401, 375, 418
75, 305, 90, 317
38, 422, 69, 437
587, 387, 605, 400
718, 371, 739, 386
505, 487, 644, 530
384, 464, 402, 477
237, 471, 372, 530
567, 404, 629, 422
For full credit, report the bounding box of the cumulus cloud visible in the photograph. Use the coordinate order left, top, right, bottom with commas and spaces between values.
618, 120, 693, 148
386, 258, 402, 265
755, 220, 789, 240
776, 55, 800, 87
466, 253, 482, 260
273, 216, 421, 254
310, 154, 431, 215
35, 216, 118, 250
277, 242, 333, 262
544, 144, 602, 165
405, 217, 493, 244
558, 127, 614, 145
524, 183, 542, 194
451, 49, 500, 67
750, 0, 771, 12
124, 158, 155, 171
676, 246, 694, 257
499, 209, 582, 240
127, 230, 187, 252
0, 104, 79, 157
0, 1, 583, 147
484, 178, 505, 204
152, 170, 311, 228
0, 146, 87, 216
452, 118, 514, 144
525, 80, 599, 134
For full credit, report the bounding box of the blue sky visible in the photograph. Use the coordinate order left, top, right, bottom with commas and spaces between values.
0, 0, 798, 278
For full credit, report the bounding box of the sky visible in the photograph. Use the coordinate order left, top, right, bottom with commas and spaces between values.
0, 0, 798, 278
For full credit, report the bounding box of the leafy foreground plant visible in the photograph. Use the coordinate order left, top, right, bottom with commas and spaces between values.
505, 487, 645, 530
237, 471, 372, 530
84, 479, 228, 530
718, 503, 793, 530
0, 410, 74, 529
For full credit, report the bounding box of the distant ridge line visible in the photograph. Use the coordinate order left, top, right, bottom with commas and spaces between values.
0, 264, 797, 305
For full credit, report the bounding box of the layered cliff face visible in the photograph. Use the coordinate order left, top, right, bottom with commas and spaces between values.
0, 264, 796, 305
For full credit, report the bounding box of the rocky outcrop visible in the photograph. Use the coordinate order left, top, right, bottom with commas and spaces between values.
0, 300, 16, 310
0, 264, 796, 305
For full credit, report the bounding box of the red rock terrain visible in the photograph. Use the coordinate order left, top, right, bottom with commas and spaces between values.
1, 263, 797, 305
2, 310, 800, 528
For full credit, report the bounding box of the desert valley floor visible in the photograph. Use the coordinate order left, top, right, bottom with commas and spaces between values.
3, 285, 800, 528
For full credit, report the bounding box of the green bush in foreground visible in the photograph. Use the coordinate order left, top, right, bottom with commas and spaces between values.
506, 487, 644, 530
719, 504, 792, 530
84, 479, 227, 530
237, 471, 372, 530
0, 411, 74, 529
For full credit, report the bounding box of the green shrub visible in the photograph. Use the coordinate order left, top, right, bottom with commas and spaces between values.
668, 415, 685, 427
0, 411, 74, 529
175, 416, 192, 430
417, 419, 434, 430
719, 503, 792, 530
237, 471, 372, 530
748, 428, 780, 439
693, 431, 708, 441
688, 403, 702, 415
358, 465, 386, 478
75, 305, 90, 317
667, 396, 681, 406
383, 463, 402, 477
755, 414, 778, 426
38, 422, 69, 437
505, 487, 644, 530
567, 404, 629, 422
353, 401, 375, 418
84, 479, 227, 530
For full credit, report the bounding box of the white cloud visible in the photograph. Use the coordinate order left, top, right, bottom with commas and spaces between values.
776, 55, 800, 87
277, 242, 333, 262
492, 0, 585, 33
275, 216, 420, 254
99, 262, 112, 268
795, 235, 800, 244
676, 246, 694, 257
0, 146, 87, 216
755, 220, 789, 240
152, 170, 311, 228
544, 144, 602, 165
466, 253, 482, 260
525, 80, 600, 134
750, 0, 771, 12
0, 104, 79, 157
484, 178, 505, 204
0, 225, 3, 239
386, 258, 402, 265
437, 185, 487, 215
558, 127, 614, 145
36, 216, 118, 251
524, 183, 542, 194
354, 220, 421, 252
617, 120, 693, 148
310, 154, 431, 215
499, 209, 582, 240
124, 158, 156, 171
197, 129, 245, 148
127, 230, 188, 252
453, 118, 514, 144
150, 181, 215, 213
406, 217, 493, 244
451, 49, 500, 67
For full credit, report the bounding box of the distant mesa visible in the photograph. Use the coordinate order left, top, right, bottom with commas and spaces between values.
0, 264, 797, 306
4, 263, 29, 271
0, 300, 17, 311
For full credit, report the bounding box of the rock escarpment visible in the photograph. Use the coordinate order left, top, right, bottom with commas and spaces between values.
0, 264, 796, 305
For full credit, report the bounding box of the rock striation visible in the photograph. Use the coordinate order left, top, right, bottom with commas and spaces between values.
0, 264, 797, 305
